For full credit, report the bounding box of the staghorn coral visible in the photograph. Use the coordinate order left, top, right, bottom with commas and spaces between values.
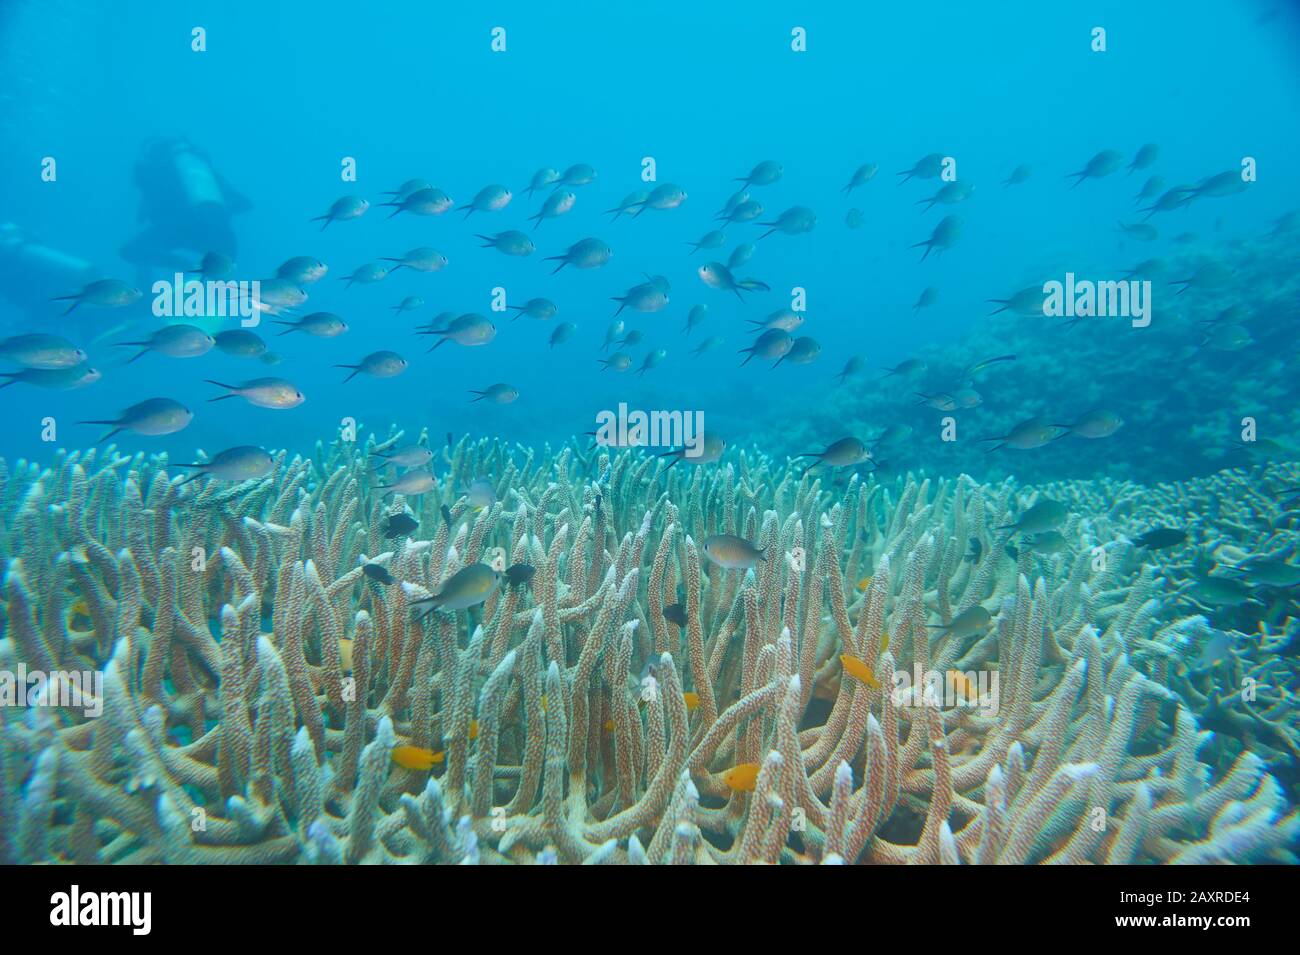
0, 431, 1296, 864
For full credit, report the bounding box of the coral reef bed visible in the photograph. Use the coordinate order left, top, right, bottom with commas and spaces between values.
0, 434, 1296, 864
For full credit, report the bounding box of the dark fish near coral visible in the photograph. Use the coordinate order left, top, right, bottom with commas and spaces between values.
1133, 527, 1187, 550
363, 562, 396, 585
382, 512, 418, 539
965, 538, 983, 563
663, 602, 688, 628
504, 563, 536, 589
1222, 558, 1300, 589
410, 563, 502, 617
797, 437, 871, 472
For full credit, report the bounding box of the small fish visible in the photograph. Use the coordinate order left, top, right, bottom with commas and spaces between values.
213, 329, 268, 358
1002, 165, 1031, 187
928, 606, 993, 641
525, 168, 561, 197
599, 352, 632, 372
1025, 530, 1068, 554
458, 183, 513, 218
410, 563, 502, 617
683, 692, 701, 712
383, 187, 454, 218
379, 470, 436, 498
382, 512, 419, 539
834, 356, 864, 384
78, 397, 193, 444
548, 322, 577, 348
0, 364, 101, 391
371, 445, 434, 469
340, 262, 390, 289
756, 205, 816, 241
1190, 632, 1233, 671
529, 188, 577, 229
0, 333, 87, 369
682, 304, 709, 335
52, 278, 143, 314
207, 377, 305, 409
691, 335, 724, 357
797, 437, 872, 472
391, 296, 424, 315
463, 479, 497, 509
391, 745, 444, 771
425, 314, 496, 350
697, 261, 769, 301
115, 324, 214, 363
545, 237, 612, 273
1133, 527, 1186, 550
476, 230, 535, 257
1222, 559, 1300, 588
469, 382, 519, 404
739, 329, 792, 367
734, 160, 783, 187
702, 534, 766, 569
176, 446, 274, 485
980, 418, 1067, 452
663, 603, 688, 627
1128, 143, 1159, 175
897, 153, 945, 183
312, 196, 369, 229
336, 350, 408, 382
273, 312, 348, 338
855, 576, 873, 593
842, 162, 878, 194
382, 247, 448, 273
966, 538, 983, 563
722, 762, 761, 792
363, 562, 396, 585
1055, 409, 1124, 439
507, 297, 558, 322
440, 504, 455, 530
913, 287, 938, 311
637, 348, 667, 376
190, 251, 237, 279
747, 309, 804, 332
687, 230, 726, 254
1066, 149, 1123, 188
276, 255, 328, 284
962, 353, 1017, 378
503, 563, 536, 589
999, 499, 1067, 535
911, 215, 962, 261
840, 654, 881, 689
559, 163, 597, 187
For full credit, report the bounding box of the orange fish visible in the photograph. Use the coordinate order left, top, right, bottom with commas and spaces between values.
856, 575, 873, 593
468, 719, 479, 741
683, 691, 700, 711
391, 745, 444, 771
722, 762, 761, 792
840, 654, 881, 689
604, 718, 616, 732
880, 630, 890, 653
339, 637, 354, 674
947, 670, 977, 702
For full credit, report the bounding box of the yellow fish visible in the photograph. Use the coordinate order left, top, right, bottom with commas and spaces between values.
947, 670, 977, 701
604, 718, 616, 732
880, 630, 890, 653
722, 762, 761, 792
339, 637, 354, 674
683, 691, 700, 711
468, 719, 479, 741
391, 745, 444, 771
856, 575, 873, 593
840, 654, 881, 689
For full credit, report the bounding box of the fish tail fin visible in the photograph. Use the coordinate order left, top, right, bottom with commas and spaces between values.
756, 228, 776, 241
468, 390, 485, 401
335, 364, 360, 383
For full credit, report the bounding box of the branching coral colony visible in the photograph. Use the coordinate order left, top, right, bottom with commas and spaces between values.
0, 431, 1296, 865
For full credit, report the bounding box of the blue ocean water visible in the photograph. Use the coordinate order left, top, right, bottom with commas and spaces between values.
2, 0, 1297, 468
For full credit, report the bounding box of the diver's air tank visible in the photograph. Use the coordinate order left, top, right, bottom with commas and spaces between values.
168, 141, 227, 213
